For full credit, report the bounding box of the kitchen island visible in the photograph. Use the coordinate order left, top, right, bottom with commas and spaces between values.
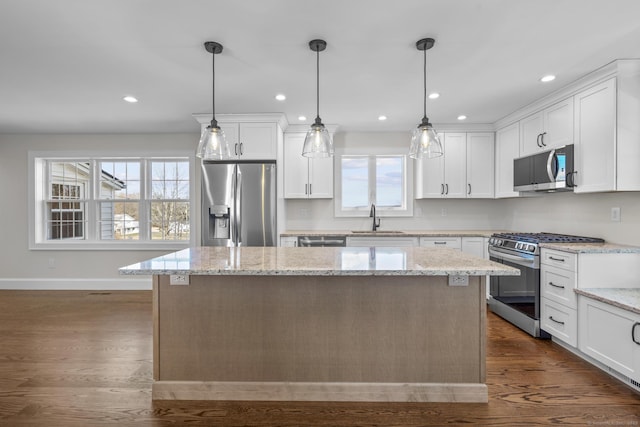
120, 246, 518, 403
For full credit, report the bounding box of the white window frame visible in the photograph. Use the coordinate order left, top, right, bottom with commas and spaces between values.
29, 150, 196, 250
334, 146, 414, 217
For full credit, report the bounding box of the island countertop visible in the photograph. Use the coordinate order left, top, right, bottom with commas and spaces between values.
119, 246, 519, 277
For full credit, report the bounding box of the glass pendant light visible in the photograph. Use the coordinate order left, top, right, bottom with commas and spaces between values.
302, 39, 333, 157
196, 41, 231, 160
409, 38, 443, 159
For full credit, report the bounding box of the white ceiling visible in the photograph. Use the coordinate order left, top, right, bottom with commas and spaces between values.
2, 0, 640, 134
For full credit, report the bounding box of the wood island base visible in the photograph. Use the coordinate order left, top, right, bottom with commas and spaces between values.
152, 274, 488, 403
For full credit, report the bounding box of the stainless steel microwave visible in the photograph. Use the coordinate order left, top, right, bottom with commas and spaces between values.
513, 144, 575, 192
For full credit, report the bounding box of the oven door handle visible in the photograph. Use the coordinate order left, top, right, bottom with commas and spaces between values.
488, 247, 537, 268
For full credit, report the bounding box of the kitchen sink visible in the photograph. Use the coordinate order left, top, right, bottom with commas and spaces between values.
351, 230, 405, 234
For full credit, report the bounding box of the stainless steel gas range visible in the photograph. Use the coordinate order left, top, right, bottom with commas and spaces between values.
487, 232, 604, 338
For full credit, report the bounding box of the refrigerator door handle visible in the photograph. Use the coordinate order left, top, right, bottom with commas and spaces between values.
235, 166, 242, 246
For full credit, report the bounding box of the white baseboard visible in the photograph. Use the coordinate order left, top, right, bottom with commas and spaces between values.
0, 277, 152, 290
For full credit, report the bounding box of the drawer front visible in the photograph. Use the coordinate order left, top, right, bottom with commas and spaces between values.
541, 298, 577, 347
541, 249, 577, 271
420, 237, 462, 249
541, 265, 577, 309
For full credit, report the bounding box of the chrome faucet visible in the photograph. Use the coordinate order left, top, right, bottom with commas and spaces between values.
369, 203, 381, 231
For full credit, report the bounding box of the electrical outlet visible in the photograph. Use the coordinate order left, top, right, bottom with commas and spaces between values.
170, 274, 190, 285
611, 207, 621, 222
448, 275, 469, 286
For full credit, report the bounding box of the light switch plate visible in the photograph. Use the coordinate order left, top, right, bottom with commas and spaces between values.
611, 207, 621, 222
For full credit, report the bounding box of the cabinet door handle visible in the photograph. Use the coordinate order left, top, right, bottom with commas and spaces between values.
305, 184, 308, 195
549, 256, 565, 262
549, 281, 565, 289
440, 184, 444, 195
234, 143, 238, 156
540, 132, 547, 146
633, 322, 640, 345
549, 316, 565, 325
468, 183, 471, 195
239, 142, 244, 156
445, 183, 449, 195
309, 183, 312, 195
536, 134, 542, 147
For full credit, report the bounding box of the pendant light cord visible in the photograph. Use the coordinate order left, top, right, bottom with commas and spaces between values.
316, 48, 320, 121
423, 47, 427, 120
211, 50, 216, 124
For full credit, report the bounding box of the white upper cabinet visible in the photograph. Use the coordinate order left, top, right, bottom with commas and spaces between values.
520, 98, 573, 157
415, 132, 493, 199
573, 78, 616, 193
466, 133, 494, 198
283, 133, 333, 199
494, 122, 520, 198
221, 122, 277, 160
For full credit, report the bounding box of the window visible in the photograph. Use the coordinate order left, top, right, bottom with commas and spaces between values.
30, 153, 193, 250
336, 154, 413, 217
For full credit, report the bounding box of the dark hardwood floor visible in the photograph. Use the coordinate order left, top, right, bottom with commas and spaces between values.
0, 290, 638, 426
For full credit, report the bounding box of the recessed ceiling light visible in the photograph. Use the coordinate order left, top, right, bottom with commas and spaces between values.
428, 92, 440, 99
540, 75, 556, 83
123, 96, 138, 103
298, 115, 307, 121
275, 94, 286, 101
378, 115, 387, 121
457, 115, 467, 121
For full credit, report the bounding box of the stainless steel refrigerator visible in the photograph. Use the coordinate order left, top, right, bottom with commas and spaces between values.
201, 160, 276, 247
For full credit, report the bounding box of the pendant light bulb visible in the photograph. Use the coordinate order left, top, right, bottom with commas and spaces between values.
409, 38, 443, 160
197, 41, 231, 160
302, 39, 333, 158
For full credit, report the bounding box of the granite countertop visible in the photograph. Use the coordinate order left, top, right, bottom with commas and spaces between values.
575, 288, 640, 315
540, 242, 640, 254
119, 246, 520, 277
281, 230, 502, 238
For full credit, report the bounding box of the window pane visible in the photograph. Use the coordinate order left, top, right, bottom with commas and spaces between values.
98, 201, 140, 240
151, 161, 189, 200
46, 201, 86, 240
99, 161, 140, 200
376, 157, 403, 208
341, 157, 369, 209
151, 201, 190, 240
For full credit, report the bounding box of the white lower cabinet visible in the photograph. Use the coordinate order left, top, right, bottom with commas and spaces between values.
346, 237, 418, 247
541, 298, 578, 347
540, 248, 578, 347
578, 296, 640, 383
420, 237, 461, 250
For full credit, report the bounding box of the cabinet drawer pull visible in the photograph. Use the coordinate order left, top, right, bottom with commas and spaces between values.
549, 316, 565, 325
633, 322, 640, 345
548, 281, 565, 289
434, 241, 447, 245
549, 256, 565, 262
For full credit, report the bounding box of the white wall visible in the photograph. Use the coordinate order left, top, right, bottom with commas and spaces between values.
0, 133, 198, 289
503, 191, 640, 245
2, 131, 639, 290
284, 131, 640, 246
